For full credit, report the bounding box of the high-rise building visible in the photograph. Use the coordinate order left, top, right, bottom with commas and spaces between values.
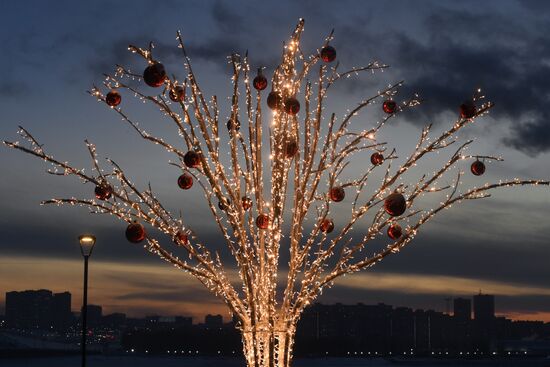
84, 304, 103, 327
473, 293, 495, 322
473, 293, 495, 351
453, 298, 472, 350
5, 290, 54, 329
453, 298, 471, 321
52, 292, 72, 330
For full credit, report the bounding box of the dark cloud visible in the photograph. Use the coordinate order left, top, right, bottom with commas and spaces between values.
336, 6, 550, 155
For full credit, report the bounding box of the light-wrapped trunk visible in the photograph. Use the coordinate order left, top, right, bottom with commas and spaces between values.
241, 320, 296, 367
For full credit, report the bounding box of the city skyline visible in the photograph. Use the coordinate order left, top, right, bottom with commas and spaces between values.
2, 285, 547, 324
5, 288, 549, 357
1, 0, 549, 324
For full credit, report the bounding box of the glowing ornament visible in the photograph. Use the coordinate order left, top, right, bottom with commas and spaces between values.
184, 151, 201, 168
256, 214, 270, 229
105, 90, 121, 107
267, 91, 282, 110
177, 173, 193, 190
319, 218, 335, 233
285, 139, 298, 158
320, 46, 336, 63
284, 97, 300, 115
370, 152, 384, 166
143, 62, 167, 88
387, 223, 402, 240
125, 221, 146, 243
253, 68, 268, 91
329, 186, 345, 202
169, 85, 185, 102
94, 183, 113, 200
174, 231, 189, 245
242, 196, 253, 211
471, 160, 485, 176
384, 193, 407, 217
218, 198, 230, 211
227, 118, 240, 132
383, 100, 397, 114
460, 101, 476, 119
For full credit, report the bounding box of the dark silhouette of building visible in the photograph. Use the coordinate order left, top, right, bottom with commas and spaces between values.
204, 314, 223, 329
6, 290, 52, 329
84, 304, 102, 327
454, 298, 471, 321
175, 316, 192, 327
5, 290, 72, 330
474, 293, 495, 322
473, 293, 496, 351
103, 312, 127, 328
453, 297, 472, 350
52, 291, 72, 330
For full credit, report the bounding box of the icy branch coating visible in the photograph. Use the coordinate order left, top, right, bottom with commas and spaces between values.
4, 19, 548, 367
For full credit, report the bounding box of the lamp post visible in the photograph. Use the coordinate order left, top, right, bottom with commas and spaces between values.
79, 234, 96, 367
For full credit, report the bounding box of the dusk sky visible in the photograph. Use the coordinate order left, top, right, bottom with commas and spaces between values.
1, 1, 549, 323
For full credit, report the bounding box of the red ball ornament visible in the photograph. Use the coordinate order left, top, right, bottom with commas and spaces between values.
227, 118, 240, 132
169, 85, 185, 102
218, 198, 230, 211
143, 62, 167, 88
319, 218, 335, 233
382, 100, 397, 114
370, 152, 384, 166
94, 183, 113, 200
267, 91, 282, 110
387, 223, 402, 240
470, 160, 485, 176
320, 46, 336, 63
284, 97, 300, 115
174, 231, 189, 246
460, 101, 476, 119
329, 186, 345, 202
177, 173, 193, 190
384, 193, 407, 217
256, 214, 270, 229
253, 69, 268, 91
242, 196, 253, 211
285, 139, 298, 158
125, 222, 146, 243
184, 151, 201, 168
105, 90, 121, 107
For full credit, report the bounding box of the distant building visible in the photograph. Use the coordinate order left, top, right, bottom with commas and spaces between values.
453, 298, 472, 350
205, 314, 223, 329
473, 293, 496, 351
103, 312, 126, 328
52, 292, 72, 330
175, 316, 192, 327
453, 298, 471, 321
474, 293, 495, 322
84, 304, 103, 327
6, 290, 51, 329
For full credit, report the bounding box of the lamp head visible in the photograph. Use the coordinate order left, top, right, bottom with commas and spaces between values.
79, 234, 96, 257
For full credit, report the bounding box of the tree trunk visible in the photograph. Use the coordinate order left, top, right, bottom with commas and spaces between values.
241, 320, 296, 367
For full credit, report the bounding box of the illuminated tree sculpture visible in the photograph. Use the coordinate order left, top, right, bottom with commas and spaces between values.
4, 19, 548, 367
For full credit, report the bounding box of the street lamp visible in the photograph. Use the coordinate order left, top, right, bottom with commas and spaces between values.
79, 234, 96, 367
